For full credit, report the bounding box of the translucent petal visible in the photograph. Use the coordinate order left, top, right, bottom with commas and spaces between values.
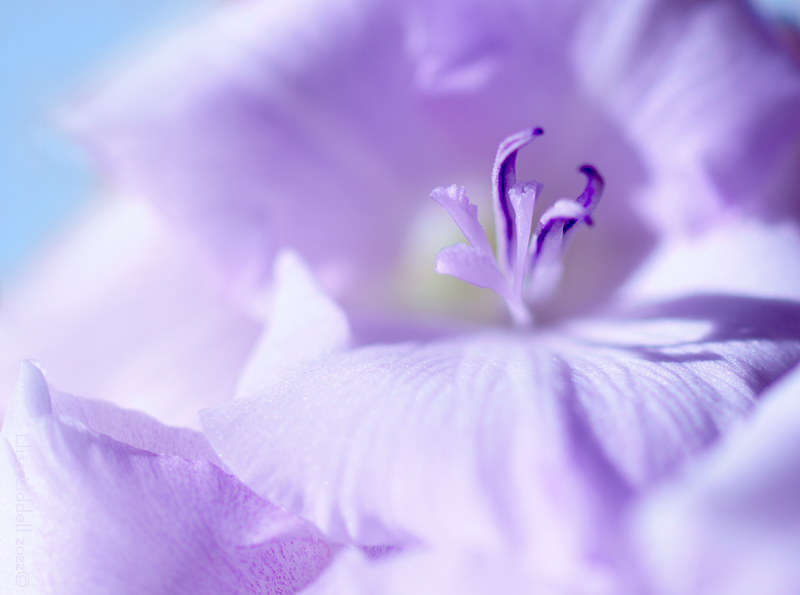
633, 363, 800, 595
0, 363, 331, 595
434, 244, 509, 298
202, 292, 800, 587
235, 250, 351, 398
0, 199, 260, 430
430, 185, 495, 257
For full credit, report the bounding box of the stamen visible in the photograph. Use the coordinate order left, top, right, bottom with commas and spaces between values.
431, 131, 604, 325
431, 185, 495, 257
508, 180, 543, 298
431, 185, 511, 303
525, 165, 604, 302
491, 127, 543, 276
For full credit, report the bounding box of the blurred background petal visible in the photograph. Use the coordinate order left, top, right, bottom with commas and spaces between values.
2, 0, 800, 425
633, 361, 800, 595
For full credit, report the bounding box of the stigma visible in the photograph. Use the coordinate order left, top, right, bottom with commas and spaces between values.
430, 128, 604, 326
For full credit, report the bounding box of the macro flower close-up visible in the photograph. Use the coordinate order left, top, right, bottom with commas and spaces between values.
3, 0, 800, 593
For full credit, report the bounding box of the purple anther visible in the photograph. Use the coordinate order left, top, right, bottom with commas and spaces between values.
577, 165, 604, 211
562, 165, 604, 233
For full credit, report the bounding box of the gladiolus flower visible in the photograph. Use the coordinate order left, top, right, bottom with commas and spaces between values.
3, 0, 800, 593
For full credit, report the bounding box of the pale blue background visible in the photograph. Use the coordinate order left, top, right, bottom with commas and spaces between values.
0, 0, 215, 279
0, 0, 796, 280
752, 0, 800, 21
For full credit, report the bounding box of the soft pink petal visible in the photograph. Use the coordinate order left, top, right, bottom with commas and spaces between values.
0, 198, 260, 429
0, 362, 331, 595
633, 362, 800, 595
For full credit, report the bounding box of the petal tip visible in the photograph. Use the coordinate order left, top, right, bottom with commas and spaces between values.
16, 360, 53, 419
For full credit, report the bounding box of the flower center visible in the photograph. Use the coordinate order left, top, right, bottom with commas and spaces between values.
430, 128, 604, 326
